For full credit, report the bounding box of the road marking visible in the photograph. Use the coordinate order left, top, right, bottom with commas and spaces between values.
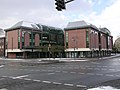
55, 71, 61, 73
76, 85, 87, 88
48, 73, 55, 75
48, 70, 54, 72
63, 67, 66, 69
91, 62, 100, 64
62, 71, 68, 73
52, 67, 55, 68
105, 74, 114, 77
42, 81, 51, 84
74, 67, 79, 69
2, 76, 7, 78
94, 68, 100, 70
53, 82, 62, 85
97, 66, 102, 68
11, 75, 29, 79
88, 68, 93, 70
0, 65, 4, 68
85, 66, 90, 67
68, 67, 73, 69
96, 74, 103, 76
24, 78, 31, 81
104, 66, 108, 67
64, 83, 74, 86
36, 70, 41, 71
57, 67, 61, 68
116, 75, 120, 77
81, 67, 86, 69
0, 78, 5, 80
87, 73, 94, 75
109, 69, 115, 71
70, 72, 76, 74
101, 68, 107, 70
31, 69, 35, 71
78, 73, 85, 75
33, 79, 41, 82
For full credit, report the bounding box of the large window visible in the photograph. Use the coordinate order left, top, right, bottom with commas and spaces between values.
86, 30, 89, 48
66, 32, 68, 48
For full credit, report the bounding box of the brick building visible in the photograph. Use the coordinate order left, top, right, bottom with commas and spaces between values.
5, 21, 64, 58
64, 21, 113, 58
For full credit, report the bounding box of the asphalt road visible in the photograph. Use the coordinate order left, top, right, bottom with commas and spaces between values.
0, 56, 120, 90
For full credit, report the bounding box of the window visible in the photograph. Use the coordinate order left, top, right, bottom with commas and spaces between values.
86, 30, 89, 48
66, 32, 68, 48
50, 34, 56, 42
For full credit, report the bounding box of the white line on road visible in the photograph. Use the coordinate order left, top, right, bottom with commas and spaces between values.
36, 70, 41, 71
2, 76, 7, 78
42, 81, 51, 84
105, 74, 114, 77
0, 78, 5, 80
81, 67, 86, 69
91, 62, 100, 64
70, 72, 76, 74
96, 74, 103, 76
10, 75, 29, 79
116, 75, 120, 77
87, 73, 94, 75
55, 71, 61, 73
48, 70, 54, 72
104, 66, 108, 67
53, 82, 62, 85
94, 68, 100, 70
33, 79, 41, 82
24, 78, 31, 81
41, 69, 46, 72
48, 73, 55, 75
101, 68, 107, 70
97, 66, 102, 68
76, 85, 87, 88
78, 73, 85, 75
88, 68, 93, 70
62, 71, 68, 73
64, 83, 74, 86
117, 70, 120, 72
109, 69, 115, 71
0, 65, 4, 68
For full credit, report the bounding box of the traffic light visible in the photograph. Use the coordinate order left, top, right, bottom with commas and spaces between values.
55, 0, 66, 11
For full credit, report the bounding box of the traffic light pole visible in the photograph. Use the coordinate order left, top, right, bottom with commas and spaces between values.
65, 0, 74, 4
55, 0, 74, 11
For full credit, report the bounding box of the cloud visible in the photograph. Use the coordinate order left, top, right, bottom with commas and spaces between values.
0, 0, 119, 42
0, 0, 92, 29
73, 0, 120, 42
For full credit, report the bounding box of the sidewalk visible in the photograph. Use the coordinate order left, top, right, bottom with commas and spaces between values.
0, 54, 120, 62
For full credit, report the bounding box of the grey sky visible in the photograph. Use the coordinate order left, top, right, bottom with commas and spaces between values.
0, 0, 120, 41
0, 0, 91, 28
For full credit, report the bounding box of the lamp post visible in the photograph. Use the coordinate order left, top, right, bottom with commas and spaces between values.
48, 44, 51, 60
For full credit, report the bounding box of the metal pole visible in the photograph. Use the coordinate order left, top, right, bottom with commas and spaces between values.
65, 0, 74, 4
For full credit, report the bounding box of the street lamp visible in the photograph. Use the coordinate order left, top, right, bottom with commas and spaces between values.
48, 44, 51, 60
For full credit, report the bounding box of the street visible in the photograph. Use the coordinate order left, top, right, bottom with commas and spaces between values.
0, 56, 120, 90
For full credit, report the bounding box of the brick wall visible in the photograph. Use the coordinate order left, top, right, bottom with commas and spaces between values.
7, 30, 18, 49
65, 29, 86, 48
35, 33, 39, 46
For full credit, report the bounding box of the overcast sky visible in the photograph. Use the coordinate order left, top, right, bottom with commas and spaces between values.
0, 0, 120, 41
